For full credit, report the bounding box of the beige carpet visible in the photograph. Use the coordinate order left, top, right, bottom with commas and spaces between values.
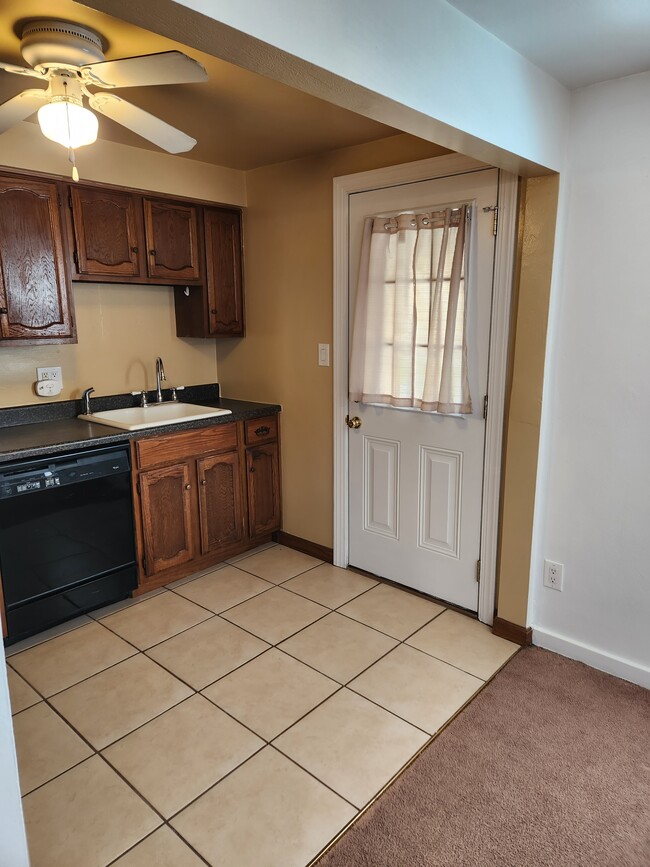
317, 647, 650, 867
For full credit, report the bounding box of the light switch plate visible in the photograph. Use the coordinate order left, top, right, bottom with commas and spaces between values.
318, 343, 330, 366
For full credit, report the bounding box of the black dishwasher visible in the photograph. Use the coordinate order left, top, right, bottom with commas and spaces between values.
0, 444, 137, 645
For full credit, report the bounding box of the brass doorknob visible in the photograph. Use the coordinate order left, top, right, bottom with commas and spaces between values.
345, 415, 362, 429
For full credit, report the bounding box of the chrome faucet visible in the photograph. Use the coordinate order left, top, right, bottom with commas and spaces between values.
82, 387, 94, 415
155, 357, 166, 403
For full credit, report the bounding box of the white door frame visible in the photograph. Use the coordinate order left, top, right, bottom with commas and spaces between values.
333, 154, 518, 625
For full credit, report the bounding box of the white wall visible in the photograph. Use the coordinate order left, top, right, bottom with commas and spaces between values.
88, 0, 569, 175
530, 71, 650, 688
0, 666, 29, 866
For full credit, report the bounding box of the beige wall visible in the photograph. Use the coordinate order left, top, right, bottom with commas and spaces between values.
0, 283, 218, 405
0, 122, 247, 407
217, 134, 449, 548
496, 175, 559, 626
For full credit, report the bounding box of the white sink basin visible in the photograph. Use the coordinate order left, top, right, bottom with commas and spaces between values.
78, 402, 232, 431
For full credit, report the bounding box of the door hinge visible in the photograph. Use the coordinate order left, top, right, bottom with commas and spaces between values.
482, 205, 499, 236
483, 394, 488, 420
476, 559, 481, 583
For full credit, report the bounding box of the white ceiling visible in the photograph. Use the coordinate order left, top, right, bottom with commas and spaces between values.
0, 0, 397, 169
448, 0, 650, 89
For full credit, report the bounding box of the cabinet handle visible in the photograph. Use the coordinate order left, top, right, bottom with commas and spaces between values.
131, 246, 138, 253
211, 308, 218, 315
149, 249, 156, 257
0, 307, 7, 315
200, 479, 207, 486
185, 483, 191, 490
249, 467, 256, 473
255, 426, 270, 437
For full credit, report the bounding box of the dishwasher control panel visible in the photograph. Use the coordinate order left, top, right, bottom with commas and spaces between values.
0, 447, 131, 499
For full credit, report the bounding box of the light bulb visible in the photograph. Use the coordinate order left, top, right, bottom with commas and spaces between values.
37, 100, 98, 149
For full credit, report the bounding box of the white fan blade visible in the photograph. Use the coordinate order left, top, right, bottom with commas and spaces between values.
81, 51, 207, 89
89, 93, 197, 153
0, 89, 48, 134
0, 62, 45, 80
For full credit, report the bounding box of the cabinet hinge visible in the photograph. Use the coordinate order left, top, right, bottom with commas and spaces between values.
136, 480, 141, 495
72, 249, 79, 269
142, 557, 147, 573
482, 205, 499, 236
483, 394, 488, 420
476, 559, 481, 583
68, 190, 73, 209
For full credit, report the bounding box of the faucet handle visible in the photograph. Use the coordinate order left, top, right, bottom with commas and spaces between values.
82, 387, 95, 415
170, 385, 185, 402
131, 390, 149, 408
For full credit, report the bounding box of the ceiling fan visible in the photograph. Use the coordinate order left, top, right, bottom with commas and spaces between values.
0, 19, 208, 178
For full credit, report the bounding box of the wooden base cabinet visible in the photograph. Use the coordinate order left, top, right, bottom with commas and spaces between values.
247, 443, 281, 537
198, 452, 245, 555
132, 416, 280, 591
139, 463, 195, 576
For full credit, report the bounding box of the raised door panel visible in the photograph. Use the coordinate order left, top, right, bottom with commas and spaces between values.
205, 208, 244, 335
139, 463, 194, 576
70, 186, 144, 278
247, 443, 281, 538
0, 177, 74, 341
144, 199, 201, 281
198, 452, 244, 555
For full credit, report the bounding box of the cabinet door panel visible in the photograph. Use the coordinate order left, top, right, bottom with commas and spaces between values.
70, 187, 144, 277
198, 452, 244, 555
0, 177, 74, 341
140, 463, 194, 576
205, 208, 244, 335
144, 199, 201, 281
247, 443, 281, 538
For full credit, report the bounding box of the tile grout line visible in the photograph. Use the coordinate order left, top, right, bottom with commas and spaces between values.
9, 555, 517, 867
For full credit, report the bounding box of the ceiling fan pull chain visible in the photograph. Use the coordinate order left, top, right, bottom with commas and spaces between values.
68, 147, 79, 182
62, 80, 80, 182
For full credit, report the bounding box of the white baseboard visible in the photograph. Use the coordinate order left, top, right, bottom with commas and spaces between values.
532, 626, 650, 690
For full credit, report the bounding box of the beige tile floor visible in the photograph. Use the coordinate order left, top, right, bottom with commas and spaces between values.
5, 543, 518, 867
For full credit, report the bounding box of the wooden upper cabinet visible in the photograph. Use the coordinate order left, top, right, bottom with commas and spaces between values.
69, 186, 145, 279
143, 198, 201, 282
0, 176, 75, 343
205, 208, 244, 336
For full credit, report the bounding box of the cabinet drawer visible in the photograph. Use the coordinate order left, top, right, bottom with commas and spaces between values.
245, 416, 278, 445
136, 423, 238, 469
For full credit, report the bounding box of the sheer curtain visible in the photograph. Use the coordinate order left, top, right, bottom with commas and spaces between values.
349, 205, 471, 414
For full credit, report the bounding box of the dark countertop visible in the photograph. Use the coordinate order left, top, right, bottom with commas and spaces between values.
0, 391, 281, 465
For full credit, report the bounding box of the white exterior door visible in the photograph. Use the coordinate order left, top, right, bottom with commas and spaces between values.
347, 169, 498, 611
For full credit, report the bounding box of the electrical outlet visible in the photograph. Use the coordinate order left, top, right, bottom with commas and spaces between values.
543, 559, 564, 591
37, 366, 63, 384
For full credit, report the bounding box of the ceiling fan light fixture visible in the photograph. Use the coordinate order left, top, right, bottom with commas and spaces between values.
37, 98, 98, 149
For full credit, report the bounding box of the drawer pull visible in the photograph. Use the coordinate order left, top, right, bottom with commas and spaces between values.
255, 426, 270, 437
200, 479, 207, 486
185, 483, 191, 490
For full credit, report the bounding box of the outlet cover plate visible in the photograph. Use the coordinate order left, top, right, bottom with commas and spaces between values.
543, 559, 564, 591
37, 366, 62, 383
